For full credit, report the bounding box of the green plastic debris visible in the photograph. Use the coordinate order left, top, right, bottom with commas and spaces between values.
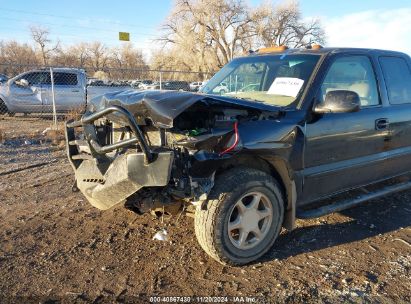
187, 128, 207, 136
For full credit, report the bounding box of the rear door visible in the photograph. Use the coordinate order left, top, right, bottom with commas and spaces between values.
302, 54, 389, 204
378, 55, 411, 177
43, 71, 85, 112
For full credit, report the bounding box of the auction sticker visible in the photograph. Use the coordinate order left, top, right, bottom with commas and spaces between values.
267, 77, 304, 97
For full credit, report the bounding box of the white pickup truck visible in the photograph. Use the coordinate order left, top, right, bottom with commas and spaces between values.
0, 68, 132, 114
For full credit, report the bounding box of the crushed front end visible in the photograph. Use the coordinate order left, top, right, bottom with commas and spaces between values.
65, 105, 176, 210
65, 91, 279, 214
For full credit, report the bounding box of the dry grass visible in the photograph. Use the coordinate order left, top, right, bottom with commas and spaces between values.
65, 106, 84, 122
44, 128, 65, 147
38, 124, 66, 150
0, 128, 4, 144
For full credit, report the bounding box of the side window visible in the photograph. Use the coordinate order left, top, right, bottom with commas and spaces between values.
17, 72, 50, 86
320, 56, 379, 106
53, 72, 78, 85
379, 56, 411, 104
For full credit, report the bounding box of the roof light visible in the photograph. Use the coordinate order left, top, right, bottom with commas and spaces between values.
258, 45, 289, 54
311, 44, 323, 50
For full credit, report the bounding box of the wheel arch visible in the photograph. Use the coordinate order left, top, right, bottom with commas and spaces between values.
215, 154, 296, 230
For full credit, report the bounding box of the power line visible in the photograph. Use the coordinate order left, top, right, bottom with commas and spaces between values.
0, 16, 159, 37
0, 26, 159, 50
0, 7, 160, 30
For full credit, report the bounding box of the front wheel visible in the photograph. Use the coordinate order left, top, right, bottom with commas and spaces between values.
195, 167, 284, 265
0, 99, 14, 116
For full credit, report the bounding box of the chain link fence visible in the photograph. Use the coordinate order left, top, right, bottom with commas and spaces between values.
0, 63, 212, 125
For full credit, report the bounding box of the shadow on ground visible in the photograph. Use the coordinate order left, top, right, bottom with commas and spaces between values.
259, 191, 411, 263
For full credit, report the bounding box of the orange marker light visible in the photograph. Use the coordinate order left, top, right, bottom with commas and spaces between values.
258, 45, 289, 54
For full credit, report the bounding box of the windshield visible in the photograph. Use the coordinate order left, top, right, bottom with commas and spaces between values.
200, 54, 320, 107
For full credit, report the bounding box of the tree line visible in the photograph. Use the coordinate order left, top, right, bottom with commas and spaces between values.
0, 35, 148, 79
0, 0, 325, 80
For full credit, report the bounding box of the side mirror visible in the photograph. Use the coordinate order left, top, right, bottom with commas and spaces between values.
17, 79, 30, 87
314, 90, 361, 114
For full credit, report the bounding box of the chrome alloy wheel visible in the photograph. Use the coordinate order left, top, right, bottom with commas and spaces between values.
227, 191, 273, 250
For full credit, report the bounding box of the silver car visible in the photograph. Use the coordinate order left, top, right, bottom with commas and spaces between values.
0, 68, 87, 114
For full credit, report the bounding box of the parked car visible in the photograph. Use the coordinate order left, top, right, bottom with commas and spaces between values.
144, 81, 160, 90
138, 80, 154, 90
198, 80, 209, 91
130, 80, 144, 89
87, 79, 106, 86
0, 68, 131, 114
189, 81, 205, 91
211, 82, 229, 95
145, 80, 191, 91
65, 46, 411, 265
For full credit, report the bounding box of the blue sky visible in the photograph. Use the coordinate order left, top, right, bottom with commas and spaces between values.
1, 0, 411, 57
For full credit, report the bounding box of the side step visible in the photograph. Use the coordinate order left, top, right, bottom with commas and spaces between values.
296, 180, 411, 219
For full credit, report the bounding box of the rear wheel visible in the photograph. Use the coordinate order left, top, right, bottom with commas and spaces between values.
195, 167, 284, 265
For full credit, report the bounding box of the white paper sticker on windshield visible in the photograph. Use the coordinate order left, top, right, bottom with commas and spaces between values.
267, 77, 304, 97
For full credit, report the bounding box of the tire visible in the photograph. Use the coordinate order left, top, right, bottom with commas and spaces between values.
219, 89, 225, 95
195, 167, 284, 265
0, 99, 8, 114
0, 99, 14, 116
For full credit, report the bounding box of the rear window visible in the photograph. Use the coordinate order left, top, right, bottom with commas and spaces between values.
53, 72, 78, 85
379, 56, 411, 104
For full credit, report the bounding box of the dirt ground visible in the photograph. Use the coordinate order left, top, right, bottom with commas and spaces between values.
0, 116, 410, 303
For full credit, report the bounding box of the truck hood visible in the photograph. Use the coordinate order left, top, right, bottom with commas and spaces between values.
88, 90, 282, 128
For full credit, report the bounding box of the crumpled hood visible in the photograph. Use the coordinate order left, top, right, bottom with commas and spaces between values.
88, 90, 281, 128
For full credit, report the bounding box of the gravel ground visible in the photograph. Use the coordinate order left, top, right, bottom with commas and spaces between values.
0, 116, 410, 303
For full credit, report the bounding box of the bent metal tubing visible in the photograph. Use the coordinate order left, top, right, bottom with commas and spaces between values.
67, 105, 154, 163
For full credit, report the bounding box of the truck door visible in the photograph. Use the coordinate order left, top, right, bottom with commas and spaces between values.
43, 71, 85, 112
302, 54, 389, 204
9, 71, 48, 112
378, 55, 411, 177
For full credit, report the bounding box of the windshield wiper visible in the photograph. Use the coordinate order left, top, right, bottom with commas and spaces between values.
233, 96, 264, 103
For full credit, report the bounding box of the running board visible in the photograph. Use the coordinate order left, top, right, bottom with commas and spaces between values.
296, 180, 411, 219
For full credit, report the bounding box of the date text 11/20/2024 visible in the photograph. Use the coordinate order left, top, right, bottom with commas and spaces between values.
149, 296, 259, 303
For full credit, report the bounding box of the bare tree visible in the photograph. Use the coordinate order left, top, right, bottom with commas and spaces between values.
158, 0, 325, 72
54, 42, 90, 67
159, 0, 254, 70
0, 40, 39, 75
88, 41, 110, 71
72, 42, 90, 67
30, 25, 60, 65
252, 1, 325, 48
109, 44, 148, 79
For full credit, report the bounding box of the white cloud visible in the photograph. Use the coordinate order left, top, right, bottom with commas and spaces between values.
323, 8, 411, 55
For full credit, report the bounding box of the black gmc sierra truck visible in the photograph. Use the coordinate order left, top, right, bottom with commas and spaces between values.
65, 46, 411, 265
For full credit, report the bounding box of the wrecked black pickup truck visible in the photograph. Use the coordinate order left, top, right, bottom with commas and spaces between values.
66, 46, 411, 265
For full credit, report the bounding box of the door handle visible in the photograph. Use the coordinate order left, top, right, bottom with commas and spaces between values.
375, 118, 389, 130
72, 89, 80, 92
